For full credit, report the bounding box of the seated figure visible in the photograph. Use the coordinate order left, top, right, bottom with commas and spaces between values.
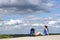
34, 25, 48, 36
30, 28, 35, 36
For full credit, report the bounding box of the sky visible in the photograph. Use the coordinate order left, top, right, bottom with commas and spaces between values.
0, 0, 60, 34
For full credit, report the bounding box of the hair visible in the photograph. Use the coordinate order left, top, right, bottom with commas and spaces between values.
31, 28, 35, 31
45, 25, 48, 31
45, 25, 48, 28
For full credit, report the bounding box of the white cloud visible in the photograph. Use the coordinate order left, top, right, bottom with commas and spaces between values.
26, 15, 40, 20
0, 17, 60, 34
48, 21, 57, 25
55, 26, 60, 28
0, 23, 2, 25
47, 19, 60, 28
4, 19, 23, 25
23, 23, 31, 26
31, 23, 40, 26
31, 23, 44, 26
46, 3, 54, 7
23, 23, 28, 26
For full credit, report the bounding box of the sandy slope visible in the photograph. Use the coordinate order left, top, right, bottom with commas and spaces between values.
0, 35, 60, 40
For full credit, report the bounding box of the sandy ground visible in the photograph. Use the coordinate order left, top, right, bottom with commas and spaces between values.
0, 35, 60, 40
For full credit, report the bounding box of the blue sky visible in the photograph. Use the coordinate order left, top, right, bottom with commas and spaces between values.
0, 0, 60, 34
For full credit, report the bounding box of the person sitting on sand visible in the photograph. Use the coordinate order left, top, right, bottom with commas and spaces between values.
30, 28, 35, 36
34, 25, 48, 36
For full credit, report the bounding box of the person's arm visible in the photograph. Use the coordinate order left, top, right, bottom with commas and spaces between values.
46, 29, 49, 35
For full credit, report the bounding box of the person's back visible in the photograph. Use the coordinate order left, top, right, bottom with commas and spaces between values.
43, 28, 47, 35
42, 25, 48, 35
30, 28, 35, 36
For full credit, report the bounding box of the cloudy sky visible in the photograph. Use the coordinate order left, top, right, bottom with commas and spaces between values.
0, 0, 60, 34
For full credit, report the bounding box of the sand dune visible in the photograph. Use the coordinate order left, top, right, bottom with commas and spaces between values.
0, 35, 60, 40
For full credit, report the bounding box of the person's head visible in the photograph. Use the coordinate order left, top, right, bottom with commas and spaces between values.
44, 25, 48, 31
45, 25, 48, 29
31, 28, 35, 31
43, 25, 48, 29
